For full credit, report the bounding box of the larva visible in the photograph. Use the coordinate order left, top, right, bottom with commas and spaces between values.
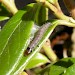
25, 22, 51, 55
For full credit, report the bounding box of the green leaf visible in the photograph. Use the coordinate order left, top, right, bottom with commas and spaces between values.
13, 53, 50, 72
0, 16, 9, 21
38, 58, 75, 75
35, 6, 48, 25
0, 11, 32, 75
62, 63, 75, 75
26, 53, 50, 69
13, 20, 58, 75
0, 10, 25, 55
0, 3, 42, 75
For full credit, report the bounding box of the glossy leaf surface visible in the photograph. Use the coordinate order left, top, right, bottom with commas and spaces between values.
13, 20, 58, 75
13, 53, 49, 72
62, 62, 75, 75
0, 16, 9, 21
26, 53, 50, 69
0, 3, 42, 75
38, 58, 75, 75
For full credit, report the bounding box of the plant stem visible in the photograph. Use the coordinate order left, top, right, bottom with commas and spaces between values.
0, 0, 18, 15
36, 0, 70, 21
46, 8, 48, 20
63, 0, 75, 19
19, 71, 28, 75
45, 1, 70, 21
42, 19, 75, 62
57, 20, 75, 27
43, 42, 58, 62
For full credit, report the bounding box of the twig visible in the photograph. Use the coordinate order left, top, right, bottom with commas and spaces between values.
63, 0, 75, 19
43, 41, 58, 62
0, 0, 18, 15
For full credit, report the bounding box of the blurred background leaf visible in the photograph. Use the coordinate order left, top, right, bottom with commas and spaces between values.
0, 3, 10, 21
26, 53, 50, 69
38, 58, 75, 75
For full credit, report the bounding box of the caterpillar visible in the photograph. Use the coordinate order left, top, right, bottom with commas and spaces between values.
25, 22, 51, 55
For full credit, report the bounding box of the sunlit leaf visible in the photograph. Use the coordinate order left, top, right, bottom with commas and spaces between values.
0, 16, 9, 21
0, 3, 42, 75
13, 53, 50, 73
62, 63, 75, 75
38, 58, 75, 75
13, 20, 58, 75
26, 53, 50, 69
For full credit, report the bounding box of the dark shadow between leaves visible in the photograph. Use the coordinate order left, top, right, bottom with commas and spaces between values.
22, 3, 40, 21
54, 59, 74, 68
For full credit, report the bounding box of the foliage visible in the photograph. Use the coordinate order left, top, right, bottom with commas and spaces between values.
0, 0, 75, 75
38, 58, 75, 75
